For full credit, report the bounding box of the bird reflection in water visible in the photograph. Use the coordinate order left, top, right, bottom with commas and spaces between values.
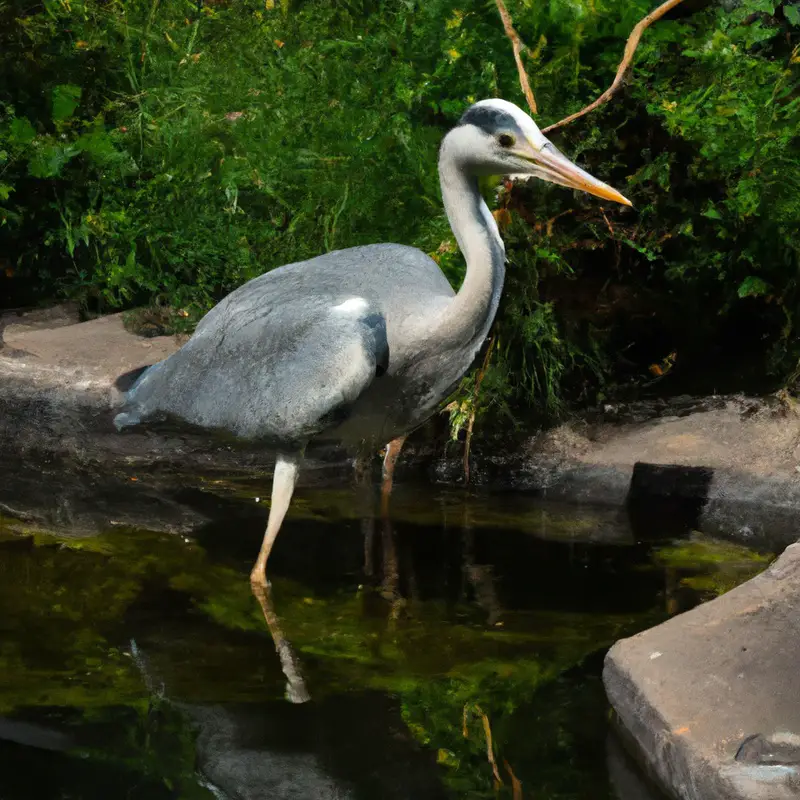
249, 454, 505, 712
250, 582, 311, 705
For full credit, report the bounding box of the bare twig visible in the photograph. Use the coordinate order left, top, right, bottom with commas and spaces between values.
494, 0, 537, 115
543, 0, 685, 133
600, 208, 615, 237
463, 703, 504, 786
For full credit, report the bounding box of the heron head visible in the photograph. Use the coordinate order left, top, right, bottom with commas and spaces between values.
448, 98, 631, 206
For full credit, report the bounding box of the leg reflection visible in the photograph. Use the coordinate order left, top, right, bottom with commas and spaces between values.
354, 450, 377, 578
379, 436, 406, 607
462, 507, 503, 626
250, 582, 311, 704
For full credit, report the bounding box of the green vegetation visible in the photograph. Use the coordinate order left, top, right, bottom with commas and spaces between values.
654, 532, 773, 598
1, 0, 799, 426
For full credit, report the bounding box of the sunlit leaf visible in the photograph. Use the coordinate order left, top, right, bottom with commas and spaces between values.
737, 276, 771, 299
51, 84, 82, 122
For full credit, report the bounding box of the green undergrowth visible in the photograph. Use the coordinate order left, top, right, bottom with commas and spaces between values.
1, 1, 799, 432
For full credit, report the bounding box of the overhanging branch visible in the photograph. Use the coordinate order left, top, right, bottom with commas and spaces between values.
543, 0, 685, 133
494, 0, 538, 115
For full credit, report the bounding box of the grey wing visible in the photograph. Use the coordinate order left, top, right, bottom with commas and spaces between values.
116, 299, 388, 446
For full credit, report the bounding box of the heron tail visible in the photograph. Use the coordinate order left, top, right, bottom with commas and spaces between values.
113, 410, 142, 431
114, 364, 152, 392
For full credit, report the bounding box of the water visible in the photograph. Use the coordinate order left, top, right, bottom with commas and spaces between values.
0, 481, 773, 800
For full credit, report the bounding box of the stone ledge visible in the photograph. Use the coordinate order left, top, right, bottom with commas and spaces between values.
2, 312, 800, 548
604, 543, 800, 800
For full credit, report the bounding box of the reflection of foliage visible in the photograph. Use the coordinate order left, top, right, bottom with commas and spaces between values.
0, 518, 770, 798
0, 528, 216, 794
67, 700, 217, 800
198, 479, 625, 543
0, 531, 144, 712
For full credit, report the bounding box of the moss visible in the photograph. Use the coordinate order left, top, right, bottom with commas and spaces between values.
654, 532, 773, 569
654, 532, 773, 600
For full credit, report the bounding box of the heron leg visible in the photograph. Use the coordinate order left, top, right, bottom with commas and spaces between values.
250, 453, 300, 587
380, 435, 406, 519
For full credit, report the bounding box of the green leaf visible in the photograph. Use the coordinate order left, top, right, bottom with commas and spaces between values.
28, 142, 82, 178
737, 276, 771, 299
51, 84, 82, 122
8, 118, 36, 145
0, 183, 13, 201
75, 128, 117, 162
785, 4, 800, 25
738, 0, 777, 14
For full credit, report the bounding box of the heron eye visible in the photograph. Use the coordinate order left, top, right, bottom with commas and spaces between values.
498, 133, 515, 148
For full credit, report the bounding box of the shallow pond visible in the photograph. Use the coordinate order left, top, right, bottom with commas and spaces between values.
0, 481, 774, 799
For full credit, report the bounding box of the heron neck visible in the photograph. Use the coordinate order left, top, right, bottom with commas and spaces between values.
435, 154, 505, 356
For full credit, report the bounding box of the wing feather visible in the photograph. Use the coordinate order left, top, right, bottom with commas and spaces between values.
116, 299, 388, 445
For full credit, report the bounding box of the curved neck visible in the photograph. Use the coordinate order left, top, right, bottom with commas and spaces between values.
434, 145, 505, 354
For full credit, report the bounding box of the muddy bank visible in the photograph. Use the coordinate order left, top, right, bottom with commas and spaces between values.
2, 310, 800, 547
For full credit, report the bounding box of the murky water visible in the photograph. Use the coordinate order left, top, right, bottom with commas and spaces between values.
0, 482, 773, 799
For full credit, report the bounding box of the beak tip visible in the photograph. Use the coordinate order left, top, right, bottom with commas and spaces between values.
610, 189, 633, 207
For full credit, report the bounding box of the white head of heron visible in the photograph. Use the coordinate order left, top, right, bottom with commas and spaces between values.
446, 98, 632, 207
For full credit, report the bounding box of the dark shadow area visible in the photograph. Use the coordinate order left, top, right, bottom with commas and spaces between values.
626, 462, 714, 539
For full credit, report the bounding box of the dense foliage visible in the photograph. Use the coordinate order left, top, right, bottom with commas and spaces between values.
1, 0, 799, 426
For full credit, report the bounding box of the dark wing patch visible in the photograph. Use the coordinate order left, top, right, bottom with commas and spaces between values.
114, 364, 152, 392
362, 312, 389, 377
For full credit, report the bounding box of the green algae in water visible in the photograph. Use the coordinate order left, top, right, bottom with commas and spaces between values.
0, 496, 775, 799
654, 532, 773, 600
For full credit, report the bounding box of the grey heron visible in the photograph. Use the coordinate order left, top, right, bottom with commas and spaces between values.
115, 99, 630, 587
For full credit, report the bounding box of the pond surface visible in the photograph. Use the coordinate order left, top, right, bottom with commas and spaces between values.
0, 481, 774, 799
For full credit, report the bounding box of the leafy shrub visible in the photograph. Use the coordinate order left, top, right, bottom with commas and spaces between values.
1, 0, 799, 428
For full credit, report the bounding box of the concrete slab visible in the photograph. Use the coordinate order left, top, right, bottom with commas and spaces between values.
604, 543, 800, 800
2, 311, 181, 389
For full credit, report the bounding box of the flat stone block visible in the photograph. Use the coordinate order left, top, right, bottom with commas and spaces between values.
604, 543, 800, 800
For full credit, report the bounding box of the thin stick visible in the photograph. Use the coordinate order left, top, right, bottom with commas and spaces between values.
463, 704, 503, 786
543, 0, 685, 133
494, 0, 537, 115
504, 759, 524, 799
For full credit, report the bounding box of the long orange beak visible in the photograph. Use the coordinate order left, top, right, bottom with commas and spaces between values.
513, 140, 632, 207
